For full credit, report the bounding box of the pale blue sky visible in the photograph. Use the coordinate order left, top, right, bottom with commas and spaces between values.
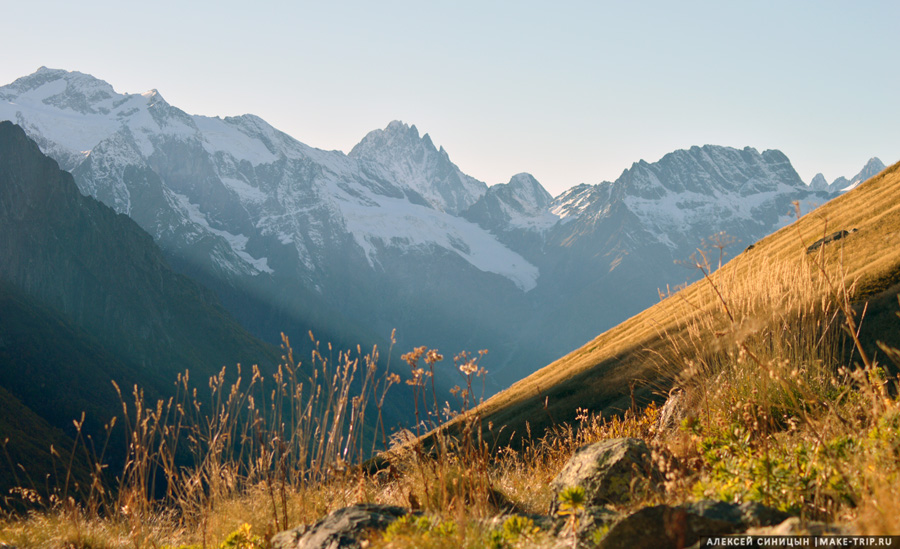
1, 1, 897, 195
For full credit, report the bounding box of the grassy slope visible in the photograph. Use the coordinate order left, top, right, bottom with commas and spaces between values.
474, 161, 900, 441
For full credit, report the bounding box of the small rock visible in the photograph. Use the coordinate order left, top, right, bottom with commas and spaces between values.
271, 504, 409, 549
550, 437, 660, 513
806, 229, 857, 254
597, 500, 790, 549
550, 505, 621, 549
576, 506, 620, 546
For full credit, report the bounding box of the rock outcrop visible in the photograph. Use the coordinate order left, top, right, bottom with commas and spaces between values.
806, 228, 857, 254
271, 504, 409, 549
550, 438, 660, 514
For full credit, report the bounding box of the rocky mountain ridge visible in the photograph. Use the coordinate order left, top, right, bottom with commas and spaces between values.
808, 157, 886, 193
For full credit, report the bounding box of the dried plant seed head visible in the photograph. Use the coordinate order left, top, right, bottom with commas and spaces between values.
425, 349, 443, 365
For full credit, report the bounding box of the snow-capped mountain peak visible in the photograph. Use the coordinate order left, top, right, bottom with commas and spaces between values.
350, 120, 432, 159
614, 145, 800, 199
550, 183, 610, 220
506, 173, 552, 205
462, 172, 558, 233
1, 67, 117, 114
349, 120, 487, 214
842, 157, 886, 191
548, 144, 824, 253
807, 157, 886, 193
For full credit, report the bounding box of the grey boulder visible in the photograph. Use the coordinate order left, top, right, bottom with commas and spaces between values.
271, 504, 409, 549
550, 437, 660, 513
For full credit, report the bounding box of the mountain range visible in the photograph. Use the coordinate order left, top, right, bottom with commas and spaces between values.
0, 67, 885, 391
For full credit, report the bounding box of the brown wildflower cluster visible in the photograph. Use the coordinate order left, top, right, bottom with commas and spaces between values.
402, 346, 426, 385
454, 349, 487, 377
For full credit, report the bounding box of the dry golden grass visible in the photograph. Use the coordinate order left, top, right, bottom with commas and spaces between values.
0, 357, 664, 548
643, 251, 888, 515
0, 333, 403, 548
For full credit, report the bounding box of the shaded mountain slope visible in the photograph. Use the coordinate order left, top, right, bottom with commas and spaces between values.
0, 280, 141, 435
0, 384, 92, 502
0, 121, 282, 496
0, 121, 278, 382
0, 283, 120, 498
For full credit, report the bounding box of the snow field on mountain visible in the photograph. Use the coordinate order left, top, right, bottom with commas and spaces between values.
501, 202, 559, 231
194, 116, 279, 165
173, 192, 274, 275
338, 191, 540, 291
622, 183, 803, 248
